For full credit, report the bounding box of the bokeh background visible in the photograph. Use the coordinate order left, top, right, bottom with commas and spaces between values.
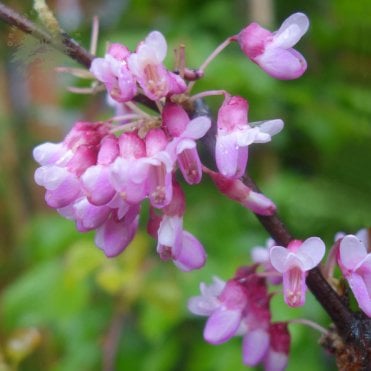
0, 0, 370, 370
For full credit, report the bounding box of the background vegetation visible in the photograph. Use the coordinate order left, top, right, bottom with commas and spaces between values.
0, 0, 370, 370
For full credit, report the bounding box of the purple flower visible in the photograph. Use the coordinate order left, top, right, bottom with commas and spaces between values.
238, 13, 309, 79
261, 323, 290, 371
110, 132, 149, 205
215, 96, 283, 178
90, 43, 137, 102
127, 31, 186, 100
162, 102, 211, 184
269, 238, 326, 307
33, 122, 109, 209
144, 128, 175, 208
337, 235, 371, 317
151, 181, 206, 271
188, 267, 288, 369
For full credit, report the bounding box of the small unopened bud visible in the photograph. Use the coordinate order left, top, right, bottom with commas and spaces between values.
207, 170, 276, 215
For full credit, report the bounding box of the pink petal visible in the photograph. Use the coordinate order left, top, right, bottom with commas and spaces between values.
244, 191, 276, 215
162, 103, 189, 137
269, 246, 289, 273
215, 133, 248, 178
167, 71, 187, 95
273, 13, 309, 48
251, 247, 269, 264
242, 329, 270, 366
204, 308, 241, 344
117, 65, 137, 102
95, 214, 139, 257
144, 31, 167, 62
282, 267, 306, 307
33, 142, 64, 165
296, 236, 326, 270
347, 272, 371, 317
257, 119, 284, 137
74, 198, 111, 231
173, 231, 207, 271
188, 296, 220, 316
177, 145, 203, 185
256, 47, 307, 80
263, 350, 289, 371
182, 116, 211, 140
81, 165, 115, 206
339, 235, 367, 271
157, 215, 183, 256
97, 135, 119, 165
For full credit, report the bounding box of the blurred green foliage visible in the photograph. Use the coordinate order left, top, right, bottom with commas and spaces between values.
0, 0, 371, 370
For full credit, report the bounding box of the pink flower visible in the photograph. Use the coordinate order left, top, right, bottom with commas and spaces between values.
95, 204, 140, 257
33, 122, 109, 209
162, 102, 211, 184
337, 235, 371, 317
110, 132, 149, 205
151, 181, 206, 271
127, 31, 186, 100
81, 135, 119, 206
188, 266, 283, 368
90, 43, 137, 102
207, 169, 276, 216
143, 128, 175, 208
238, 13, 309, 79
216, 96, 283, 178
261, 323, 290, 371
269, 238, 326, 307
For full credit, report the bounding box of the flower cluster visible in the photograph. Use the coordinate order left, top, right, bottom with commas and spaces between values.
34, 13, 309, 269
188, 267, 291, 370
188, 236, 326, 370
331, 230, 371, 317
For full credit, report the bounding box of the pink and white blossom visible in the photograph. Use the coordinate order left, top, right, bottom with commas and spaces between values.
337, 235, 371, 317
127, 31, 186, 100
238, 13, 309, 80
163, 102, 211, 184
207, 169, 276, 216
216, 96, 283, 178
152, 181, 206, 271
143, 128, 175, 208
269, 238, 326, 307
90, 43, 137, 102
188, 267, 287, 369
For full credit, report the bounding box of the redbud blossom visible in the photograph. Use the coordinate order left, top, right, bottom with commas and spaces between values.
216, 96, 283, 178
269, 238, 326, 307
188, 267, 288, 369
90, 43, 137, 102
127, 31, 187, 100
262, 323, 290, 371
337, 235, 371, 317
163, 103, 211, 184
151, 181, 206, 271
207, 170, 276, 216
238, 13, 309, 80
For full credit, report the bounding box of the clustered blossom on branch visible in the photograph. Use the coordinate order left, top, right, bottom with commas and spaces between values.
188, 267, 291, 370
31, 8, 371, 369
34, 14, 306, 268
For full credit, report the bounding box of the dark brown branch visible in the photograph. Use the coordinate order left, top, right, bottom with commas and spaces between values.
0, 2, 156, 110
0, 2, 94, 67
